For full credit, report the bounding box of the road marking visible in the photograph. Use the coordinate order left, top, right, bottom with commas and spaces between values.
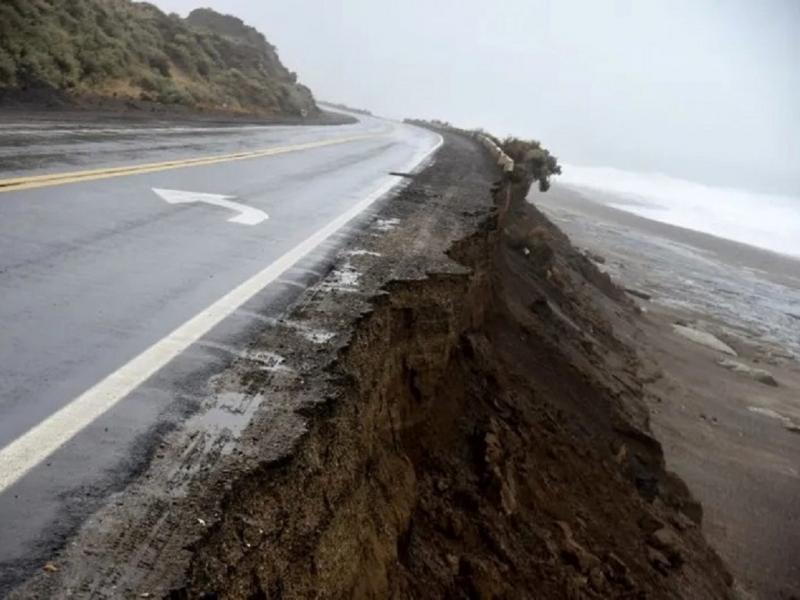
0, 131, 443, 494
153, 188, 268, 226
0, 132, 382, 194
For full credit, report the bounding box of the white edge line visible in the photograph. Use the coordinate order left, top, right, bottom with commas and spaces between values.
0, 130, 444, 494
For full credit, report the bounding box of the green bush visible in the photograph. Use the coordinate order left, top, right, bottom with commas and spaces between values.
502, 137, 562, 192
0, 48, 16, 85
147, 52, 171, 78
137, 74, 158, 92
0, 0, 318, 116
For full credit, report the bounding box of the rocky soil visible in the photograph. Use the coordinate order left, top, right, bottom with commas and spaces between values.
12, 130, 733, 599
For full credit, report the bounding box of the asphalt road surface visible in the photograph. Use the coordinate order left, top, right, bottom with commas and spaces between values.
0, 112, 441, 588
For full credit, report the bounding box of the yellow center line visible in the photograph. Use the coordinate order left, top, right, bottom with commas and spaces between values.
0, 132, 384, 193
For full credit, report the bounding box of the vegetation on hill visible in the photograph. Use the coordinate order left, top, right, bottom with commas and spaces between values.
0, 1, 318, 117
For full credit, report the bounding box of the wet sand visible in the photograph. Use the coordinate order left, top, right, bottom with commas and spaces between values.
533, 184, 800, 599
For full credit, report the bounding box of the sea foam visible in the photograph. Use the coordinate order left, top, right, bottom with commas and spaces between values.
556, 164, 800, 258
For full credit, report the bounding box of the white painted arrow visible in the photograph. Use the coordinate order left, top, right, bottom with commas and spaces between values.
153, 188, 268, 226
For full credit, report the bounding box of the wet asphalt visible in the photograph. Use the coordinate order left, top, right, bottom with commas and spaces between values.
0, 113, 440, 589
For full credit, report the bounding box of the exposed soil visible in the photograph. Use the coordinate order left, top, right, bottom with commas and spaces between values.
11, 131, 733, 598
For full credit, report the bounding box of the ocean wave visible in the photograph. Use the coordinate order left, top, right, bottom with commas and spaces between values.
556, 164, 800, 258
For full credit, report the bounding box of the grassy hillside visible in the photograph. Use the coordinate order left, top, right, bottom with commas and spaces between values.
0, 1, 319, 117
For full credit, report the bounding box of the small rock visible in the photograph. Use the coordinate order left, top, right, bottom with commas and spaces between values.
717, 358, 778, 387
613, 443, 628, 464
565, 574, 589, 597
754, 373, 778, 386
748, 406, 799, 433
584, 250, 606, 264
673, 325, 737, 356
670, 511, 696, 532
648, 527, 683, 567
557, 521, 600, 574
650, 527, 678, 548
444, 512, 464, 539
460, 556, 505, 599
647, 546, 671, 574
637, 513, 666, 534
42, 563, 59, 573
625, 287, 652, 301
588, 566, 608, 592
605, 552, 634, 588
446, 553, 460, 575
499, 467, 518, 516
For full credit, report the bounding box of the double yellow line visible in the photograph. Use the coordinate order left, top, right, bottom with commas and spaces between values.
0, 132, 382, 194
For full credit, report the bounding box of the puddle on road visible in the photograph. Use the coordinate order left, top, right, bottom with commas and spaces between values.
374, 218, 400, 232
320, 260, 361, 292
247, 350, 292, 372
167, 391, 266, 497
298, 328, 336, 344
280, 319, 336, 344
196, 341, 292, 372
188, 392, 263, 439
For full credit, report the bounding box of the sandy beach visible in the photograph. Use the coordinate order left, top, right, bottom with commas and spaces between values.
533, 184, 800, 599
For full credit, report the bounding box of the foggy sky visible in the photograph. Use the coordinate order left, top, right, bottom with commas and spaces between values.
152, 0, 799, 195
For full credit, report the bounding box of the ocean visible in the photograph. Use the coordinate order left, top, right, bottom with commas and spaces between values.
556, 164, 800, 259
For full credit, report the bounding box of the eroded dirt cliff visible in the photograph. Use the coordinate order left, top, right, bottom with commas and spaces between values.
170, 133, 733, 599
11, 130, 734, 599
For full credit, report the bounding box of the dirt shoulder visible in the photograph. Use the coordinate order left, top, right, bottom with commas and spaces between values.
12, 131, 733, 599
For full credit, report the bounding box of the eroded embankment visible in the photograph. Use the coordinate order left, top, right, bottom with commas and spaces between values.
170, 136, 733, 599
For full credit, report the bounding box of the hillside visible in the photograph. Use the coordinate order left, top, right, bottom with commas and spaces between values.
0, 1, 319, 117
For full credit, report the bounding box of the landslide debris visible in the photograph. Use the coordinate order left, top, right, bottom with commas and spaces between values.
0, 1, 317, 117
171, 132, 733, 598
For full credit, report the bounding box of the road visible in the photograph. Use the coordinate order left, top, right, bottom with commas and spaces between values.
0, 112, 441, 588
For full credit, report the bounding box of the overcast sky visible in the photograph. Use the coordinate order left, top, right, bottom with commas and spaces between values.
152, 0, 799, 195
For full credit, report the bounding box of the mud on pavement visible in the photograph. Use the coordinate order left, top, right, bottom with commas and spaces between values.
12, 130, 734, 599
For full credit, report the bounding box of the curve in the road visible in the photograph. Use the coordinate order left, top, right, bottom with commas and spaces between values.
0, 125, 442, 496
0, 131, 383, 193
